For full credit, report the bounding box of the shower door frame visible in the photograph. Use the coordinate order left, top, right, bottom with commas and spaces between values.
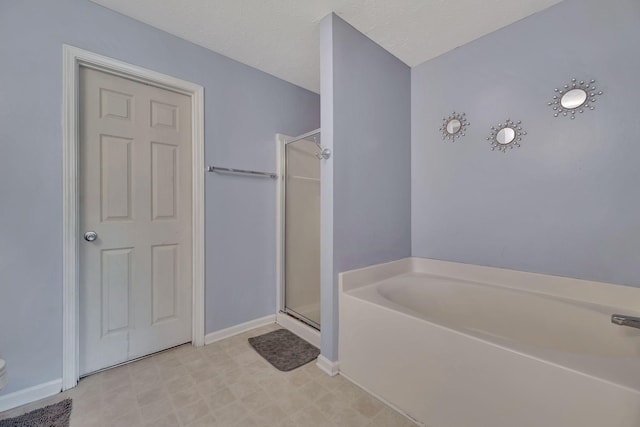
275, 131, 321, 348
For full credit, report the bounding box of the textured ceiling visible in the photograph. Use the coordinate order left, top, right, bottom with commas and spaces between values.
90, 0, 563, 93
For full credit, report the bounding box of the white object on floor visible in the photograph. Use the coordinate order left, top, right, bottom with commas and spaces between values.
0, 359, 7, 391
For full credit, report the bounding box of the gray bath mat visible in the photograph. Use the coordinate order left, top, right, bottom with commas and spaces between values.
0, 399, 72, 427
248, 329, 320, 371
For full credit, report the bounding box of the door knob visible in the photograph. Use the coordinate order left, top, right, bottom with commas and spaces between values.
84, 231, 98, 242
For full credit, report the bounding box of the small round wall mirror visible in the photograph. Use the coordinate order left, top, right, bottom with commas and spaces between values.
496, 127, 516, 145
446, 119, 462, 134
440, 112, 469, 142
561, 88, 588, 109
487, 119, 526, 153
549, 78, 603, 119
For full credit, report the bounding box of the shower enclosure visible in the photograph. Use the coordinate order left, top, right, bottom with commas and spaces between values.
276, 130, 325, 341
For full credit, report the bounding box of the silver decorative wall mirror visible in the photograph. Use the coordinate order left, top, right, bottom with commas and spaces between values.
487, 119, 526, 153
440, 112, 469, 142
549, 78, 603, 119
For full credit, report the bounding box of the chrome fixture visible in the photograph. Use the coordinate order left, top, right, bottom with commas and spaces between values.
285, 129, 331, 160
84, 231, 98, 242
317, 147, 331, 160
207, 166, 277, 179
611, 314, 640, 330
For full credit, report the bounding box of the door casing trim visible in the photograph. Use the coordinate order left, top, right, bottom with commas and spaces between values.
62, 45, 205, 390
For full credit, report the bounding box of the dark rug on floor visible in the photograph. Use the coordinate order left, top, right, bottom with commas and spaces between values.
0, 399, 72, 427
249, 329, 320, 371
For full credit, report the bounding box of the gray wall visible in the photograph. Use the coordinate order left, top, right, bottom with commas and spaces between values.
412, 0, 640, 287
0, 0, 318, 395
321, 14, 411, 361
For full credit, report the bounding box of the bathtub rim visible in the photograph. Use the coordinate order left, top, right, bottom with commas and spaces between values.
339, 257, 640, 314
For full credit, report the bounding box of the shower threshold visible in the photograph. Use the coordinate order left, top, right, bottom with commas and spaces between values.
283, 308, 320, 331
276, 309, 321, 349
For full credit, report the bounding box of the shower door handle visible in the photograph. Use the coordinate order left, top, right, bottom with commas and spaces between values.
316, 148, 331, 160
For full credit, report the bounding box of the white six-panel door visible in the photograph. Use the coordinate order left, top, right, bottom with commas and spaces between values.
79, 67, 192, 375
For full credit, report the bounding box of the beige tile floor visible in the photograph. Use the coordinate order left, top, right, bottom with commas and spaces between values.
0, 324, 417, 426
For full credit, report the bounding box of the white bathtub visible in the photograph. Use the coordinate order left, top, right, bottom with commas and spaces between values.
339, 258, 640, 427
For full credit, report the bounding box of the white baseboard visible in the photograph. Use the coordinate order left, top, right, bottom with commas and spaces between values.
316, 355, 340, 377
204, 315, 276, 345
0, 379, 62, 413
276, 312, 321, 348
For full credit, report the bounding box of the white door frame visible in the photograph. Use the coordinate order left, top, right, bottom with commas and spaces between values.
62, 45, 205, 390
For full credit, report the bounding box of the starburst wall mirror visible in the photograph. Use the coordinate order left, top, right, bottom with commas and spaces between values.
440, 112, 469, 142
487, 119, 527, 153
549, 78, 603, 119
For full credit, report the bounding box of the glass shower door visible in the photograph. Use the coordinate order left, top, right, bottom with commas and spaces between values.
284, 134, 321, 329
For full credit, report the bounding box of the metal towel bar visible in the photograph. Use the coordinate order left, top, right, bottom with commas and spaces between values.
207, 166, 277, 179
611, 314, 640, 330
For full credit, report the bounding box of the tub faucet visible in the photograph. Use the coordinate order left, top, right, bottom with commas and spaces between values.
611, 314, 640, 330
